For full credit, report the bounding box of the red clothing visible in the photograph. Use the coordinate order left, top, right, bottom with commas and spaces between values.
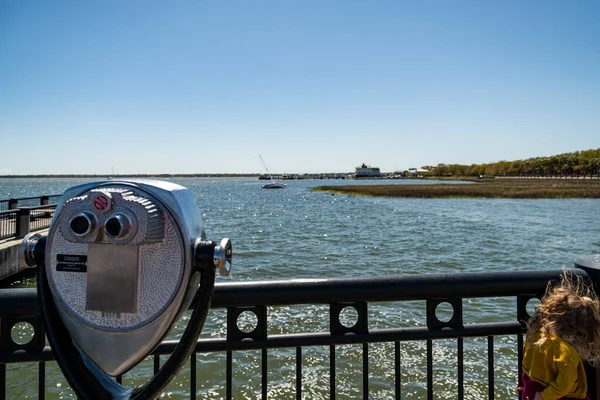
521, 373, 589, 400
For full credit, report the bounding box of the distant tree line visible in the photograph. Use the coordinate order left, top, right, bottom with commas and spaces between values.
422, 148, 600, 178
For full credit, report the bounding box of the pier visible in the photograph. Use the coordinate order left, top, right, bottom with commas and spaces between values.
0, 195, 58, 280
258, 173, 351, 180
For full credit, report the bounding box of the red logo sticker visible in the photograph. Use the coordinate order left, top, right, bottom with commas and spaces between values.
93, 195, 110, 212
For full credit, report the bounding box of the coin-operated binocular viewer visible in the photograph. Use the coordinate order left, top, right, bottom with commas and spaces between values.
21, 180, 231, 399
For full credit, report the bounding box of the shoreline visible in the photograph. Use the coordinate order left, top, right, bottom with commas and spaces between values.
312, 178, 600, 199
0, 173, 261, 179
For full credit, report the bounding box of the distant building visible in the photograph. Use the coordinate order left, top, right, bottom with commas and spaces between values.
408, 167, 430, 176
355, 163, 381, 178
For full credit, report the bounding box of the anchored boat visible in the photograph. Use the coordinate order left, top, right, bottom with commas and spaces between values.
262, 181, 288, 189
259, 155, 288, 189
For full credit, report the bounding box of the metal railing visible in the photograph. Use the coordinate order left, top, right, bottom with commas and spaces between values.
0, 205, 56, 240
0, 267, 598, 399
0, 210, 18, 241
0, 195, 60, 212
0, 195, 59, 240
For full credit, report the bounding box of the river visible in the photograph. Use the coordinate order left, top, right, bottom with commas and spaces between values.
1, 177, 599, 399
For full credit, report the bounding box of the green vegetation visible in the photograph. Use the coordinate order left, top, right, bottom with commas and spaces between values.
420, 148, 600, 178
313, 178, 600, 199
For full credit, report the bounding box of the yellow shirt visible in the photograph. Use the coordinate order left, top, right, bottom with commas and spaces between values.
522, 332, 587, 400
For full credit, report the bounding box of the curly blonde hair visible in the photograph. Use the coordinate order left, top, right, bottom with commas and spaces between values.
526, 270, 600, 363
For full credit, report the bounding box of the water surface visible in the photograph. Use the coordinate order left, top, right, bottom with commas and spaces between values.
1, 177, 598, 399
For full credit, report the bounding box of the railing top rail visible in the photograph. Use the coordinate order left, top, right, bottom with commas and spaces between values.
209, 268, 582, 307
18, 204, 58, 211
12, 196, 43, 201
0, 268, 584, 316
0, 194, 61, 202
0, 209, 19, 216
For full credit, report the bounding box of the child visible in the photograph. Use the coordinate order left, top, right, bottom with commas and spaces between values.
519, 271, 600, 400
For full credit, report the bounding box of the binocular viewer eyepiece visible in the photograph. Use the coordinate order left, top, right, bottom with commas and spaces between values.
69, 210, 135, 240
21, 179, 231, 399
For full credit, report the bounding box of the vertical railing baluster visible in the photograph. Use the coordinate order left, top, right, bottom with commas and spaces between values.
518, 334, 524, 400
38, 361, 45, 400
363, 343, 369, 400
296, 347, 302, 400
330, 345, 336, 400
488, 336, 494, 400
427, 339, 433, 400
457, 338, 464, 400
190, 352, 196, 400
0, 362, 5, 400
154, 354, 160, 375
226, 351, 233, 400
152, 355, 159, 395
262, 349, 267, 400
395, 341, 401, 400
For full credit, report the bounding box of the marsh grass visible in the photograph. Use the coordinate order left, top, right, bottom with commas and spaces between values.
312, 179, 600, 199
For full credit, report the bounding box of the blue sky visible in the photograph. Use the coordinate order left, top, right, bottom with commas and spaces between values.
1, 1, 598, 175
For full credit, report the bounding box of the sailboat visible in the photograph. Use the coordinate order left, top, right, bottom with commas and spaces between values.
259, 155, 288, 189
